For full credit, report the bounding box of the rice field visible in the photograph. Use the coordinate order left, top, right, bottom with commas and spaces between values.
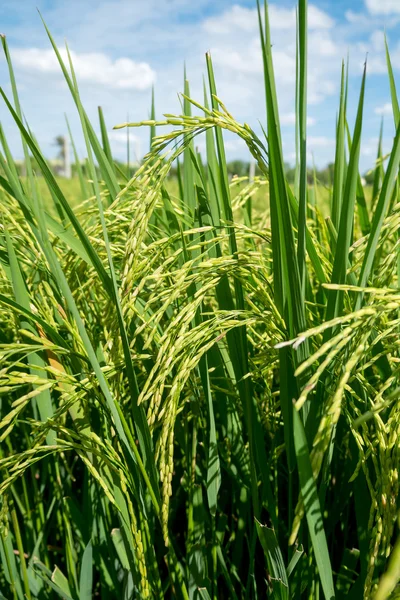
1, 1, 400, 599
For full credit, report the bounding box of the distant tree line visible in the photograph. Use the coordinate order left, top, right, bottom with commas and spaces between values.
8, 155, 373, 186
221, 160, 337, 185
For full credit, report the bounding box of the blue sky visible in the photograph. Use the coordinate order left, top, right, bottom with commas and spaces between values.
1, 0, 400, 171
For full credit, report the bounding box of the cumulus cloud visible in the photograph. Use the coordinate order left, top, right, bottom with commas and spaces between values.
108, 129, 139, 144
210, 40, 262, 75
308, 6, 335, 29
361, 137, 383, 156
345, 10, 367, 24
365, 46, 400, 75
365, 0, 400, 15
307, 136, 335, 148
270, 4, 334, 30
203, 5, 257, 34
309, 32, 337, 57
11, 47, 156, 90
281, 113, 316, 126
375, 102, 393, 115
108, 129, 142, 159
203, 3, 333, 34
203, 2, 339, 113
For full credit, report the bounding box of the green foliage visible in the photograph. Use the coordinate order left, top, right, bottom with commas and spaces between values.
0, 4, 400, 600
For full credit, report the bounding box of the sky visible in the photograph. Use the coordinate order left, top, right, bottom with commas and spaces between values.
1, 0, 400, 172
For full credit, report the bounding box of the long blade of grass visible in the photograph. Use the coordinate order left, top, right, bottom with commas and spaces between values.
297, 0, 308, 297
372, 118, 384, 208
98, 106, 115, 177
257, 0, 306, 339
65, 115, 89, 200
355, 118, 400, 303
331, 62, 346, 232
256, 520, 289, 600
345, 122, 370, 235
292, 407, 335, 600
325, 63, 366, 323
385, 35, 400, 129
79, 541, 93, 600
183, 73, 196, 223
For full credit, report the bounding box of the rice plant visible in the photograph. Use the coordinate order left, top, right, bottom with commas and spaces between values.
1, 1, 400, 598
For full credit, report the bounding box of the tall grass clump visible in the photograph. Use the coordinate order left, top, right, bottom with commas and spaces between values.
1, 1, 400, 598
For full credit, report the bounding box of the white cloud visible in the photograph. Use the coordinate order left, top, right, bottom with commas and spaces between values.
281, 112, 316, 126
108, 129, 139, 144
355, 35, 400, 75
370, 30, 385, 52
108, 129, 142, 160
345, 10, 366, 24
268, 5, 296, 30
346, 8, 400, 28
272, 50, 297, 84
11, 47, 156, 90
206, 3, 338, 111
223, 138, 247, 152
308, 6, 335, 29
309, 32, 337, 57
203, 5, 256, 34
192, 133, 246, 154
307, 136, 335, 148
269, 4, 333, 30
365, 0, 400, 15
203, 4, 297, 33
365, 50, 400, 74
307, 77, 336, 105
210, 41, 262, 75
203, 3, 333, 35
361, 137, 382, 156
375, 102, 393, 115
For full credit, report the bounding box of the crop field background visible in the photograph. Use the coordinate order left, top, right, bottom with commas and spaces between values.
1, 1, 400, 599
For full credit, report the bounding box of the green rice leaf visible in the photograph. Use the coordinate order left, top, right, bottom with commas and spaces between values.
326, 63, 366, 323
256, 519, 289, 600
292, 406, 335, 600
79, 541, 93, 600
